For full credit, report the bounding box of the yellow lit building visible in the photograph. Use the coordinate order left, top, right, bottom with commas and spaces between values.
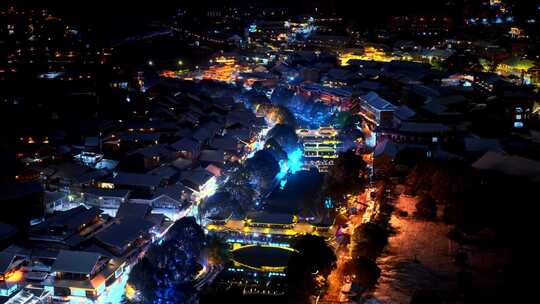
338, 47, 395, 66
496, 57, 540, 86
201, 56, 252, 83
339, 51, 364, 66
206, 211, 332, 239
297, 127, 340, 172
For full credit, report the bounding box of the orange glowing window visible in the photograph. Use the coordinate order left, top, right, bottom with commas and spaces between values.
5, 270, 23, 283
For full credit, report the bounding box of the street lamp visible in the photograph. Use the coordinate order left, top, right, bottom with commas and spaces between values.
177, 60, 183, 66
148, 60, 154, 66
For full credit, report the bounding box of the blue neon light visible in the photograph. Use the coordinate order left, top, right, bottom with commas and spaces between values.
324, 197, 333, 209
275, 148, 303, 183
288, 148, 303, 174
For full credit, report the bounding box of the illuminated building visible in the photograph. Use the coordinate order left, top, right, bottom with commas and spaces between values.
509, 27, 525, 39
73, 152, 103, 167
99, 172, 164, 193
473, 73, 505, 93
338, 51, 363, 66
496, 57, 540, 86
203, 64, 236, 82
206, 211, 331, 240
43, 250, 126, 302
180, 168, 218, 202
339, 47, 395, 65
0, 252, 26, 297
3, 287, 52, 304
498, 90, 537, 129
297, 83, 352, 107
297, 127, 340, 172
441, 74, 475, 88
40, 195, 72, 215
81, 188, 130, 210
245, 212, 295, 230
358, 92, 397, 128
210, 210, 331, 295
201, 55, 252, 83
362, 46, 395, 62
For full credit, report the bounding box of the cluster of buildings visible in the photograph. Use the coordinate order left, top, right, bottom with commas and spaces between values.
0, 71, 271, 302
0, 6, 115, 83
3, 0, 540, 302
0, 201, 167, 302
162, 0, 540, 196
183, 2, 540, 187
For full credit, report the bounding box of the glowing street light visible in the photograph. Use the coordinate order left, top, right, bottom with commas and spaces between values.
147, 60, 154, 66
177, 60, 183, 66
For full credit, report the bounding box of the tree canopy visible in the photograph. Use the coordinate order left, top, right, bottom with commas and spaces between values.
350, 222, 388, 260
128, 217, 204, 303
265, 123, 300, 154
322, 150, 368, 201
245, 149, 280, 195
286, 234, 336, 303
255, 103, 297, 127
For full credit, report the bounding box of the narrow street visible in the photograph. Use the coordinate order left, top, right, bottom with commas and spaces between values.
321, 186, 379, 303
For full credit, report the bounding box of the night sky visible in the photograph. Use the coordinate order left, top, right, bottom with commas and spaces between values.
8, 0, 463, 31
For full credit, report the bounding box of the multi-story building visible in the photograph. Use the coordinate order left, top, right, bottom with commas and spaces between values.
297, 83, 353, 108
0, 251, 26, 298
44, 250, 125, 302
496, 56, 540, 86
297, 127, 341, 172
81, 188, 130, 210
358, 92, 397, 128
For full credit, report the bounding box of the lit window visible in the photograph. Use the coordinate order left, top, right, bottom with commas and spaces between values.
70, 288, 86, 297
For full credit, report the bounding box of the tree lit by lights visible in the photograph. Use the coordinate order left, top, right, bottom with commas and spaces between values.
288, 148, 303, 173
275, 148, 303, 188
279, 178, 288, 189
276, 159, 289, 181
